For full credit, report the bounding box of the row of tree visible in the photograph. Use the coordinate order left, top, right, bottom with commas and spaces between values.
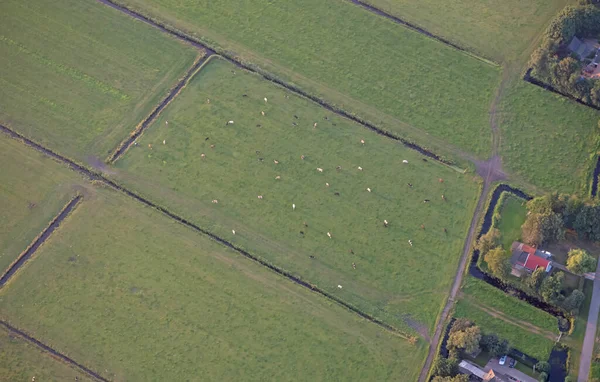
432, 319, 554, 382
529, 2, 600, 107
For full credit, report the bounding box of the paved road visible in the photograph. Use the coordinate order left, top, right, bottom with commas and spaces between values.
578, 258, 600, 382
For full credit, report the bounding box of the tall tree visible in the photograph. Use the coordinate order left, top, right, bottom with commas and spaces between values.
432, 357, 458, 378
574, 204, 600, 241
524, 267, 547, 292
484, 247, 511, 279
476, 228, 500, 257
563, 289, 585, 313
540, 272, 564, 304
448, 326, 481, 355
567, 249, 596, 274
522, 212, 565, 246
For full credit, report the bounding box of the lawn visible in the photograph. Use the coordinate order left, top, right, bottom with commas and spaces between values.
454, 297, 556, 360
0, 0, 200, 163
461, 277, 558, 335
0, 136, 85, 273
112, 0, 501, 158
499, 81, 600, 195
495, 194, 527, 252
0, 325, 92, 382
0, 186, 427, 381
111, 57, 480, 334
358, 0, 570, 63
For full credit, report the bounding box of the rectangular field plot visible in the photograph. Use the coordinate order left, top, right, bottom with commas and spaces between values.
359, 0, 569, 62
0, 136, 85, 273
454, 298, 555, 361
0, 325, 92, 382
114, 0, 500, 157
499, 82, 600, 194
0, 0, 200, 162
0, 187, 426, 381
112, 58, 480, 334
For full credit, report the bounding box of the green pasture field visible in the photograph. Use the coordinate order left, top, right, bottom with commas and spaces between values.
0, 186, 427, 381
495, 194, 527, 252
113, 0, 501, 158
499, 81, 600, 195
359, 0, 569, 63
0, 0, 200, 163
0, 136, 84, 273
454, 298, 555, 360
0, 325, 92, 382
461, 277, 558, 334
112, 57, 481, 334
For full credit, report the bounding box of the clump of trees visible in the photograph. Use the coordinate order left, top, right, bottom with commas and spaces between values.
522, 193, 600, 246
431, 319, 513, 381
529, 3, 600, 107
477, 228, 512, 280
567, 248, 597, 274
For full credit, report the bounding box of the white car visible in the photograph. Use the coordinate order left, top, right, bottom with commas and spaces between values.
499, 355, 507, 365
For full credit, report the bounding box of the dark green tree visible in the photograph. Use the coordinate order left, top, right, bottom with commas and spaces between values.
432, 357, 458, 378
540, 273, 564, 304
563, 289, 585, 314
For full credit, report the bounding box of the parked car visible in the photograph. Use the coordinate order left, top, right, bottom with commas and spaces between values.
509, 358, 517, 368
499, 355, 507, 365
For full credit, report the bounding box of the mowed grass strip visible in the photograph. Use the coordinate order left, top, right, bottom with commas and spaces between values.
454, 298, 555, 360
0, 136, 85, 273
0, 325, 93, 382
499, 81, 600, 195
461, 277, 558, 335
0, 187, 427, 381
113, 0, 500, 157
495, 194, 527, 252
113, 58, 480, 333
0, 0, 199, 162
357, 0, 569, 63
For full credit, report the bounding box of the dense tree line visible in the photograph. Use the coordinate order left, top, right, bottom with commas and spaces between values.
529, 3, 600, 107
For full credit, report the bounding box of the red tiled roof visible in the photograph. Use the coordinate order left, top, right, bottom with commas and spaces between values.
524, 254, 550, 271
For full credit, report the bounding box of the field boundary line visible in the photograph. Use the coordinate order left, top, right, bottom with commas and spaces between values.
107, 52, 215, 163
96, 0, 469, 169
0, 320, 108, 382
346, 0, 498, 67
0, 123, 416, 342
0, 195, 82, 288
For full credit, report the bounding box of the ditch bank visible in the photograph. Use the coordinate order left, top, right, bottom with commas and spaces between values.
470, 184, 571, 332
523, 68, 600, 112
348, 0, 496, 66
108, 53, 214, 163
0, 320, 107, 382
0, 195, 82, 287
0, 124, 413, 341
97, 0, 458, 168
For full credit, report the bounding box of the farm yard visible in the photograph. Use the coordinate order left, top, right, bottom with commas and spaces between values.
0, 0, 200, 163
1, 0, 600, 381
0, 185, 427, 381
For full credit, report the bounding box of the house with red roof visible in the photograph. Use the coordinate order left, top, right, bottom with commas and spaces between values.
510, 241, 553, 277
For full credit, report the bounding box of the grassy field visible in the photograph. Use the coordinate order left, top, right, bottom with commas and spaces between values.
113, 0, 501, 158
0, 186, 427, 381
112, 57, 480, 334
0, 0, 200, 163
499, 81, 600, 195
454, 297, 556, 360
0, 136, 85, 273
359, 0, 569, 63
0, 325, 92, 382
461, 277, 558, 334
495, 194, 527, 252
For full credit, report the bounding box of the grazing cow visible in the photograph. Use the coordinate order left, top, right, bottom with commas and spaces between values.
163, 140, 166, 145
207, 99, 210, 104
383, 219, 389, 227
165, 120, 168, 126
212, 199, 218, 204
301, 155, 305, 160
313, 122, 318, 128
294, 115, 299, 119
327, 232, 332, 238
334, 192, 340, 196
407, 183, 413, 188
423, 199, 430, 203
367, 187, 371, 192
148, 144, 152, 150
441, 194, 446, 201
201, 153, 206, 158
205, 137, 210, 141
438, 178, 444, 183
317, 168, 323, 172
275, 175, 281, 180
443, 228, 447, 233
232, 229, 236, 235
226, 120, 234, 125
420, 224, 425, 230
360, 139, 365, 145
264, 97, 268, 103
326, 183, 330, 187
408, 240, 413, 247
243, 94, 248, 97
293, 203, 296, 211
357, 166, 363, 171
402, 160, 408, 164
261, 111, 265, 116
336, 166, 342, 171
274, 160, 279, 164
349, 249, 354, 254
210, 144, 215, 148
256, 124, 262, 127
338, 285, 343, 289
292, 122, 298, 126
352, 262, 356, 270
258, 195, 263, 199
303, 221, 308, 227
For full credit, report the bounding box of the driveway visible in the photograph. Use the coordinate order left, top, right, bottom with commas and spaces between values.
578, 258, 600, 382
485, 358, 537, 382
